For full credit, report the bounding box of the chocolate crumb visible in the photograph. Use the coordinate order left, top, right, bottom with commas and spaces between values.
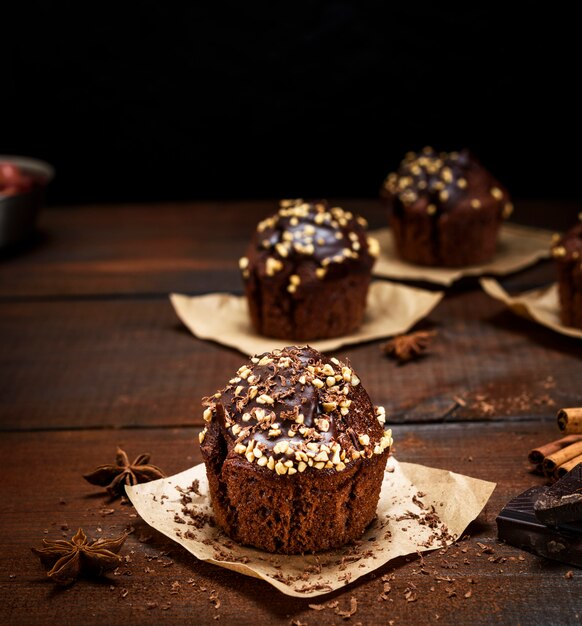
335, 596, 358, 619
404, 587, 417, 602
209, 590, 221, 609
308, 600, 338, 611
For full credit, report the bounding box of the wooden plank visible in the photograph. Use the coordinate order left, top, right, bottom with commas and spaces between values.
1, 421, 579, 626
0, 199, 571, 298
0, 201, 379, 298
1, 291, 579, 431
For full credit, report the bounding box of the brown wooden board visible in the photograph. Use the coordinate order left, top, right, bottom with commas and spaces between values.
1, 421, 580, 626
0, 290, 579, 431
0, 200, 574, 299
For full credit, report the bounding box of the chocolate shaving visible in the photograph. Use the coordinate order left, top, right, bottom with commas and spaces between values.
335, 596, 358, 619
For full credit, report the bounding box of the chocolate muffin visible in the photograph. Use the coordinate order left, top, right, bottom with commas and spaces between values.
552, 220, 582, 329
239, 199, 379, 340
198, 345, 393, 554
382, 147, 513, 267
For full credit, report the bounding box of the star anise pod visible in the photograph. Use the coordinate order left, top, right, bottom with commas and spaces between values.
83, 447, 166, 498
381, 330, 437, 363
32, 528, 127, 586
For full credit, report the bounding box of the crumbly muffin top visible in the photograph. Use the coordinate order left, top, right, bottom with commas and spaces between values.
552, 220, 582, 264
383, 147, 513, 219
239, 199, 379, 292
199, 346, 392, 476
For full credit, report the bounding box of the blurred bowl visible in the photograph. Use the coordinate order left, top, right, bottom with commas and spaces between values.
0, 155, 55, 249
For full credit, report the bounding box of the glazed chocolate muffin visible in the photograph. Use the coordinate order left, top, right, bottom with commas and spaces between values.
198, 345, 393, 554
382, 147, 513, 267
552, 221, 582, 329
239, 199, 379, 340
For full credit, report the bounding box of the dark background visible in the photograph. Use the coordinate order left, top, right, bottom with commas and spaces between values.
5, 3, 580, 206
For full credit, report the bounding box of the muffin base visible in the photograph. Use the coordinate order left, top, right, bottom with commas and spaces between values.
204, 450, 388, 554
390, 208, 502, 267
245, 272, 371, 340
557, 262, 582, 329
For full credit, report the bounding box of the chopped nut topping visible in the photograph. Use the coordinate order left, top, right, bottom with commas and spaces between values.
490, 187, 503, 200
275, 461, 287, 475
265, 257, 284, 276
320, 363, 335, 376
502, 202, 514, 218
367, 237, 380, 258
358, 434, 370, 447
376, 405, 386, 425
315, 418, 330, 432
203, 347, 394, 479
470, 198, 481, 209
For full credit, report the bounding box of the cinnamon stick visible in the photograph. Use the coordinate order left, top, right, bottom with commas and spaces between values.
556, 455, 582, 479
557, 408, 582, 434
528, 434, 582, 464
543, 441, 582, 472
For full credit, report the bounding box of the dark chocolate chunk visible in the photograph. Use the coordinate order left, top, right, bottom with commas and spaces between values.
497, 487, 582, 568
534, 463, 582, 526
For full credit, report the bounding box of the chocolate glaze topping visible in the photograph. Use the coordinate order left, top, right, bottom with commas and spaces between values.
239, 199, 379, 292
199, 346, 392, 476
383, 147, 512, 219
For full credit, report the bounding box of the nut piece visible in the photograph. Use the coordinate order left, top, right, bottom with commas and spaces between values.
358, 434, 370, 447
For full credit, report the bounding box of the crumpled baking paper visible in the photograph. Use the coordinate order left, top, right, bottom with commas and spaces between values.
126, 457, 495, 598
170, 281, 443, 355
480, 278, 582, 339
371, 223, 552, 286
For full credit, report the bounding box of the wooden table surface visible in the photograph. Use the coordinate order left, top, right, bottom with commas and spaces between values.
1, 199, 581, 625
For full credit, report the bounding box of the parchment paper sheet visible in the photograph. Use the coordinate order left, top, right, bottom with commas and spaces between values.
127, 458, 495, 598
480, 278, 582, 340
371, 223, 552, 286
170, 281, 443, 355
